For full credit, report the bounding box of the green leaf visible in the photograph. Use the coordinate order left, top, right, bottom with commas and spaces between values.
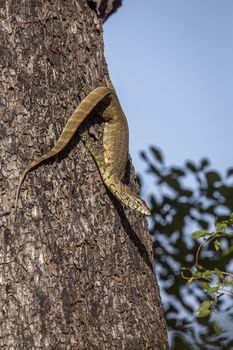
207, 286, 219, 294
214, 240, 220, 251
140, 151, 148, 161
163, 176, 181, 191
205, 171, 221, 186
186, 161, 197, 173
200, 158, 210, 170
213, 323, 222, 335
197, 300, 213, 318
216, 222, 227, 232
200, 282, 210, 290
150, 146, 164, 164
170, 167, 185, 177
193, 269, 213, 279
202, 270, 214, 278
192, 230, 210, 238
214, 268, 224, 280
222, 279, 233, 286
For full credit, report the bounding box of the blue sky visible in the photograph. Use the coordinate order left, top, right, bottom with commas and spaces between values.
104, 0, 233, 195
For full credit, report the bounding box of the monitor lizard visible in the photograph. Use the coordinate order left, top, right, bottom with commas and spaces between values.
14, 85, 151, 220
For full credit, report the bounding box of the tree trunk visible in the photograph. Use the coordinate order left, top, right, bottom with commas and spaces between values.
0, 0, 168, 348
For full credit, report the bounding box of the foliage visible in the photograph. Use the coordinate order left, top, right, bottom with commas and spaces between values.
183, 215, 233, 318
141, 146, 233, 350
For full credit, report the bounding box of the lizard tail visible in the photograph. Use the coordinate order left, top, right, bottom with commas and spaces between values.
14, 86, 113, 221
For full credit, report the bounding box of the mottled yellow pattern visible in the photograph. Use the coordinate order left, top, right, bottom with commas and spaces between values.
15, 87, 151, 220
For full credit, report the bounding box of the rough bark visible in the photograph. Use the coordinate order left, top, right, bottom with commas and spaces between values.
0, 0, 168, 349
87, 0, 122, 22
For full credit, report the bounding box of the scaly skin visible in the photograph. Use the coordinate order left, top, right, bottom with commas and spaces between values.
81, 132, 151, 215
81, 92, 151, 215
14, 86, 151, 220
